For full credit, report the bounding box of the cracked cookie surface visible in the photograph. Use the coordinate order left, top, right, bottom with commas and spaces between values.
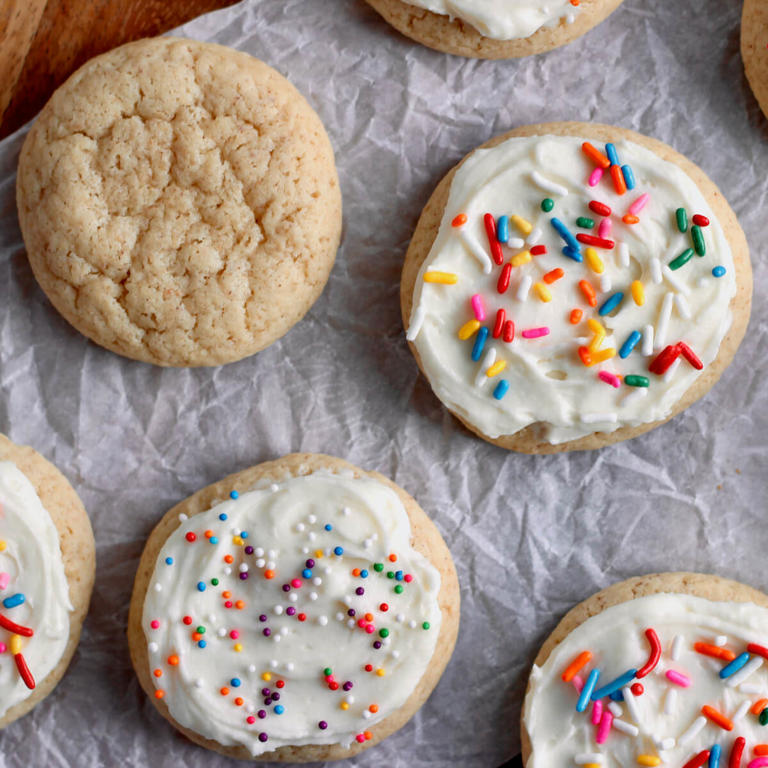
16, 37, 342, 367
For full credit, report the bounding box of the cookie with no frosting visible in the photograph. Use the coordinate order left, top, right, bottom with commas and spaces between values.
521, 573, 768, 767
127, 453, 459, 761
0, 434, 95, 728
364, 0, 625, 58
401, 122, 751, 453
742, 0, 768, 120
17, 37, 342, 367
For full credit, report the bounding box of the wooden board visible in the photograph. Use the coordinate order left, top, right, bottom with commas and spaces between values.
0, 0, 239, 139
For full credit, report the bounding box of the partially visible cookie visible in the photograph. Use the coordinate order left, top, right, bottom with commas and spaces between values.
742, 0, 768, 119
364, 0, 625, 58
17, 37, 342, 367
127, 453, 459, 761
521, 573, 768, 767
0, 434, 95, 728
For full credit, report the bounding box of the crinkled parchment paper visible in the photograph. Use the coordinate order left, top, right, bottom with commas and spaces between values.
0, 0, 766, 765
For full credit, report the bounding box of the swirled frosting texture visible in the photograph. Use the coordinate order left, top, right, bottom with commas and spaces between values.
142, 471, 442, 756
0, 461, 72, 718
403, 0, 579, 40
524, 593, 768, 766
408, 135, 736, 443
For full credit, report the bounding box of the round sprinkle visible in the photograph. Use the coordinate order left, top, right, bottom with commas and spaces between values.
185, 533, 196, 543
231, 678, 241, 687
373, 563, 384, 572
165, 557, 173, 565
541, 198, 554, 212
196, 582, 206, 592
712, 266, 726, 277
319, 721, 328, 730
218, 513, 228, 521
379, 629, 389, 638
334, 547, 344, 556
394, 585, 404, 594
324, 524, 332, 531
229, 490, 239, 499
274, 705, 284, 715
422, 622, 431, 630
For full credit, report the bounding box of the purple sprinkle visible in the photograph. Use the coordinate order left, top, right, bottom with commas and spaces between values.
286, 607, 296, 617
306, 559, 315, 568
373, 641, 382, 649
347, 609, 356, 617
262, 688, 271, 696
271, 692, 280, 701
258, 733, 268, 743
318, 721, 328, 730
342, 681, 353, 691
245, 545, 254, 555
259, 614, 267, 622
355, 587, 364, 596
264, 698, 272, 706
258, 710, 266, 719
263, 628, 271, 637
282, 584, 291, 592
239, 572, 248, 580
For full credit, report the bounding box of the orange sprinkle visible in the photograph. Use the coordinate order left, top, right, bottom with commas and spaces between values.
352, 569, 361, 577
702, 705, 733, 731
451, 213, 467, 228
235, 600, 245, 610
388, 554, 397, 562
224, 555, 233, 564
264, 570, 275, 579
154, 689, 165, 699
364, 731, 373, 740
167, 655, 179, 666
578, 279, 597, 307
192, 632, 202, 642
622, 214, 639, 225
369, 704, 379, 713
570, 308, 583, 324
222, 591, 232, 599
543, 268, 564, 284
582, 142, 611, 169
578, 346, 593, 366
365, 613, 374, 622
153, 669, 163, 678
752, 698, 768, 715
562, 651, 592, 683
220, 687, 230, 696
610, 164, 627, 195
204, 529, 213, 539
694, 642, 736, 662
234, 697, 244, 706
755, 746, 768, 756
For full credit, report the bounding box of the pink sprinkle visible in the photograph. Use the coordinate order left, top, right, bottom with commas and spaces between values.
598, 218, 612, 238
522, 327, 550, 339
356, 735, 366, 744
471, 294, 486, 322
230, 630, 240, 639
747, 758, 768, 768
629, 193, 650, 215
291, 579, 302, 589
596, 710, 613, 744
150, 620, 160, 629
591, 699, 603, 725
588, 167, 604, 187
0, 642, 5, 653
665, 669, 691, 687
0, 572, 9, 591
404, 574, 413, 583
572, 675, 584, 693
247, 716, 256, 724
365, 625, 375, 634
599, 370, 621, 388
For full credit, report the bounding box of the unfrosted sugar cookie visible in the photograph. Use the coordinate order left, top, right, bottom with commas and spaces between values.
17, 37, 342, 367
401, 122, 751, 453
127, 453, 459, 761
522, 573, 768, 768
742, 0, 768, 120
364, 0, 625, 58
0, 435, 95, 728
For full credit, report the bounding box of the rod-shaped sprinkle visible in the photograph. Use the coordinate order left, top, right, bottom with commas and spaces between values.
621, 165, 635, 190
605, 143, 620, 166
0, 613, 34, 637
720, 652, 750, 679
496, 215, 509, 244
654, 293, 675, 350
669, 248, 695, 271
483, 213, 504, 265
729, 737, 745, 768
702, 705, 733, 731
637, 628, 662, 678
470, 294, 486, 322
471, 327, 489, 362
709, 744, 721, 768
629, 193, 650, 215
591, 669, 637, 701
665, 669, 691, 687
531, 171, 568, 197
725, 656, 763, 688
692, 225, 706, 256
682, 750, 710, 768
595, 710, 613, 744
619, 331, 642, 359
458, 230, 493, 274
577, 668, 600, 712
562, 651, 593, 682
598, 292, 624, 317
676, 207, 689, 233
551, 218, 581, 253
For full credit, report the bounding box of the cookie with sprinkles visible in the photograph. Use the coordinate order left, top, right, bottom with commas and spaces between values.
0, 434, 95, 728
742, 0, 768, 121
521, 572, 768, 768
401, 122, 751, 453
364, 0, 625, 59
127, 453, 459, 761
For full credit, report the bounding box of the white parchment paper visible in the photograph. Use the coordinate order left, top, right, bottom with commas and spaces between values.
0, 0, 766, 765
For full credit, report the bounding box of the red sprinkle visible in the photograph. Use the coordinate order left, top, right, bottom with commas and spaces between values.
502, 320, 515, 343
677, 341, 703, 370
692, 214, 710, 227
589, 200, 611, 217
576, 233, 615, 249
0, 613, 34, 637
649, 345, 681, 376
729, 736, 745, 768
630, 683, 644, 696
530, 244, 547, 256
497, 263, 512, 294
682, 751, 710, 768
185, 532, 197, 543
747, 643, 768, 660
637, 628, 661, 678
14, 652, 35, 689
484, 213, 504, 265
492, 309, 506, 339
182, 616, 193, 625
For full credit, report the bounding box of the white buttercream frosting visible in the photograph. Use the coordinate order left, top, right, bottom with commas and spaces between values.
0, 461, 72, 718
523, 593, 768, 766
403, 0, 579, 40
142, 470, 442, 756
407, 134, 736, 443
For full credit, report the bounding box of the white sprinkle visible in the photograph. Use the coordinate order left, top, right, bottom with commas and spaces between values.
296, 523, 305, 532
154, 583, 162, 592
224, 567, 232, 576
346, 695, 355, 705
254, 547, 264, 557
458, 230, 493, 274
266, 561, 275, 570
267, 549, 277, 559
148, 642, 158, 653
670, 634, 683, 661
663, 358, 681, 383
323, 565, 331, 574
270, 659, 279, 669
574, 754, 604, 765
391, 650, 400, 659
286, 662, 294, 672
658, 737, 676, 751
516, 275, 532, 301
732, 700, 751, 722
255, 558, 265, 568
599, 274, 612, 293
622, 686, 642, 728
218, 628, 227, 637
674, 293, 692, 320
309, 592, 318, 601
274, 605, 284, 615
508, 237, 525, 249
336, 612, 344, 622
641, 324, 654, 356
531, 170, 568, 196
342, 507, 351, 516
618, 242, 630, 268
239, 563, 248, 572
527, 227, 543, 245
363, 710, 372, 719
318, 615, 328, 626
650, 257, 662, 284
714, 635, 727, 647
194, 678, 203, 689
308, 532, 317, 541
612, 719, 639, 736
726, 657, 763, 687
313, 577, 322, 586
269, 484, 279, 492
307, 514, 316, 524
396, 613, 405, 623
663, 265, 690, 295
678, 715, 706, 745
246, 704, 255, 714
581, 412, 618, 424
740, 683, 762, 695
301, 546, 309, 554
406, 305, 427, 341
608, 702, 623, 717
289, 593, 298, 603
274, 634, 281, 643
178, 513, 188, 522
207, 613, 217, 624
408, 620, 417, 629
622, 387, 648, 407
248, 664, 256, 673
347, 619, 355, 629
474, 348, 496, 388
280, 627, 288, 636
664, 688, 677, 715
655, 292, 674, 350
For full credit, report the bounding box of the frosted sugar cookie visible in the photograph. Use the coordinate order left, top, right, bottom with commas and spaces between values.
401, 122, 751, 453
522, 573, 768, 768
17, 37, 342, 367
0, 434, 95, 727
365, 0, 624, 58
128, 453, 459, 760
742, 0, 768, 120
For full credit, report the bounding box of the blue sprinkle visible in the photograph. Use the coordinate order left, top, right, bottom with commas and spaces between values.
497, 214, 510, 244
240, 531, 248, 539
591, 668, 638, 701
551, 218, 581, 253
493, 380, 510, 400
219, 513, 228, 521
576, 668, 600, 712
196, 582, 206, 592
274, 705, 285, 715
605, 143, 620, 166
395, 571, 404, 581
562, 246, 584, 263
324, 524, 332, 531
231, 678, 242, 687
198, 639, 207, 648
229, 490, 239, 499
360, 569, 369, 578
709, 743, 721, 768
471, 326, 489, 362
712, 266, 726, 278
609, 689, 624, 702
3, 593, 25, 609
619, 330, 642, 359
165, 557, 174, 565
720, 652, 750, 679
209, 536, 218, 544
621, 164, 635, 190
334, 546, 344, 556
302, 569, 313, 579
598, 292, 624, 316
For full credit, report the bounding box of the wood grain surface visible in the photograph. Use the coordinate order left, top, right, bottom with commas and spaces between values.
0, 0, 239, 139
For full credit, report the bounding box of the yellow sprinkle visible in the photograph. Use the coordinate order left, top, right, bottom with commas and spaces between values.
232, 536, 243, 546
486, 360, 507, 378
234, 643, 243, 652
376, 669, 386, 677
510, 250, 532, 267
314, 550, 324, 558
587, 318, 606, 353
584, 764, 601, 768
10, 634, 22, 655
340, 702, 350, 710
637, 757, 661, 767
631, 280, 645, 306
533, 282, 552, 302
585, 247, 605, 274
0, 540, 6, 552
587, 318, 605, 334
261, 672, 272, 681
423, 271, 458, 285
458, 319, 481, 340
591, 347, 616, 364
510, 215, 533, 235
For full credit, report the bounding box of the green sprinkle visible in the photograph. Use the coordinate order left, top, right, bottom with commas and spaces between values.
379, 629, 389, 638
373, 563, 384, 572
422, 622, 431, 630
196, 625, 205, 634
691, 225, 706, 256
387, 571, 395, 579
624, 375, 650, 388
324, 667, 332, 676
394, 585, 404, 594
675, 207, 688, 233
669, 248, 694, 271
541, 198, 554, 212
760, 707, 768, 726
576, 216, 594, 229
211, 578, 219, 586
